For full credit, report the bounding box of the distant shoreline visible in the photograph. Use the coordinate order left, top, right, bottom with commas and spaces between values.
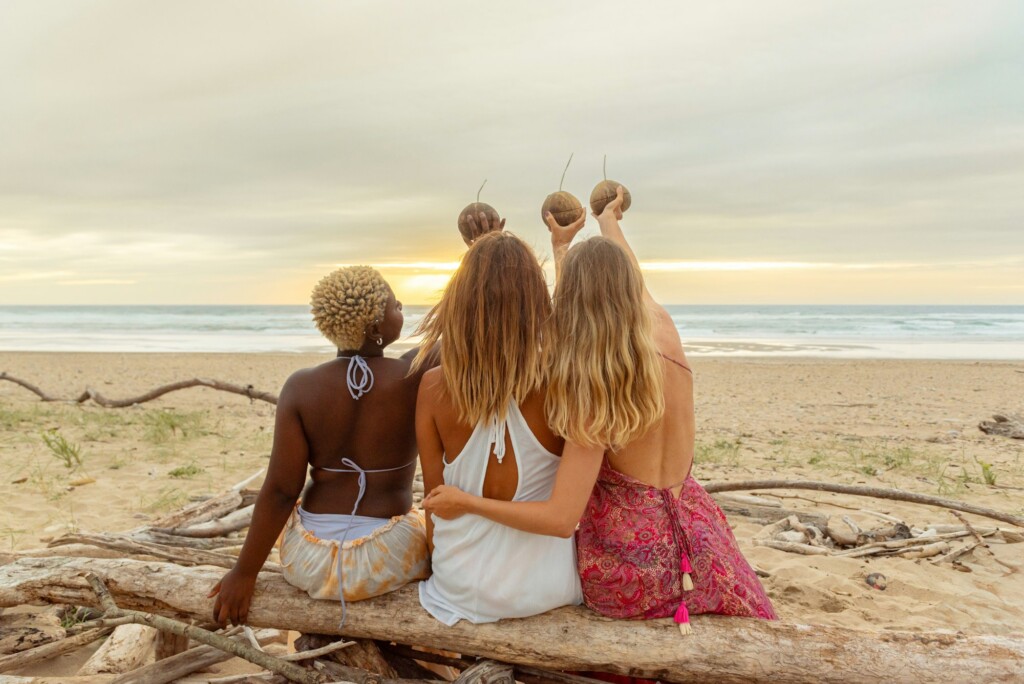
2, 304, 1022, 359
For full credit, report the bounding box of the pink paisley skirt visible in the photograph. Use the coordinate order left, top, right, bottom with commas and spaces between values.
575, 463, 776, 621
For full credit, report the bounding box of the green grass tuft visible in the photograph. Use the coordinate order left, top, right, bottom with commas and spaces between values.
168, 461, 204, 479
41, 429, 83, 470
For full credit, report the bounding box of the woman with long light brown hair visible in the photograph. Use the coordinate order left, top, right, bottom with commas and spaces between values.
413, 230, 582, 625
424, 188, 775, 633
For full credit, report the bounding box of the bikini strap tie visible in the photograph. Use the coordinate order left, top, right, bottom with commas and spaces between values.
345, 354, 373, 400
314, 456, 415, 627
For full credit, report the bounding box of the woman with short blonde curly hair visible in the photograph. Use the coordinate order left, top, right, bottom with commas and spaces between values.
212, 266, 432, 627
424, 188, 776, 634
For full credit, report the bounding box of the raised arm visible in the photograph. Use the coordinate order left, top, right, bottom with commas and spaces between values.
422, 440, 604, 538
544, 211, 586, 282
593, 185, 660, 310
209, 372, 309, 625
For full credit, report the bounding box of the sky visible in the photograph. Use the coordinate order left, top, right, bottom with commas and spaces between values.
1, 1, 1022, 305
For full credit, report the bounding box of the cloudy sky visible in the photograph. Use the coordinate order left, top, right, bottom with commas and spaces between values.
1, 1, 1022, 305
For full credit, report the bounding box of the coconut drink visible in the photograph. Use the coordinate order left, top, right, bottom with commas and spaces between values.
458, 180, 502, 244
590, 156, 631, 216
541, 154, 585, 226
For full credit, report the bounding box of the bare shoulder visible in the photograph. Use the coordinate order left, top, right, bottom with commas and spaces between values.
417, 367, 445, 401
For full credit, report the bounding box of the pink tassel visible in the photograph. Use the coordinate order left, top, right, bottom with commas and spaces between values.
680, 553, 692, 574
681, 554, 694, 591
673, 601, 692, 636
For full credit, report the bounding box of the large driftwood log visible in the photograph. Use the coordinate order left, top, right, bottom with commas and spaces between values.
2, 558, 1023, 684
703, 480, 1024, 527
46, 532, 281, 573
0, 613, 64, 655
0, 625, 115, 674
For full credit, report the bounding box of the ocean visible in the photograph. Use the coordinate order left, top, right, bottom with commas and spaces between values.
0, 305, 1021, 359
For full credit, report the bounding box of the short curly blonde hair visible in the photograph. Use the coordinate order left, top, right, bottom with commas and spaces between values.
310, 266, 390, 351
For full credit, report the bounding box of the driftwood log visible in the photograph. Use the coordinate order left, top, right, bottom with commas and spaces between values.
703, 480, 1024, 527
1, 558, 1023, 684
979, 414, 1024, 440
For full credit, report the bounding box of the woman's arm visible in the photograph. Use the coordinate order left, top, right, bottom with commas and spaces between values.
209, 372, 309, 625
423, 440, 604, 538
544, 211, 586, 281
593, 186, 660, 310
415, 370, 446, 553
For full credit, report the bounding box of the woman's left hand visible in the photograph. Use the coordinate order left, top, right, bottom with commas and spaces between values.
422, 484, 473, 520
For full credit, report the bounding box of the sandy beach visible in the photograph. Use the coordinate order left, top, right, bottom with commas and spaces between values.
2, 352, 1023, 676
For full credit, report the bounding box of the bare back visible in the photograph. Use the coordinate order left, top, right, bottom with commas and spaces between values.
420, 368, 564, 502
292, 356, 422, 518
605, 305, 695, 491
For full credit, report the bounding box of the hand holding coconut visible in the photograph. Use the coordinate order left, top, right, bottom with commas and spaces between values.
594, 184, 627, 223
544, 208, 586, 249
590, 155, 631, 220
458, 179, 505, 246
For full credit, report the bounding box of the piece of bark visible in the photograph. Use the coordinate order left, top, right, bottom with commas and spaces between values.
0, 613, 65, 655
899, 541, 951, 559
0, 626, 114, 674
454, 660, 514, 684
6, 558, 1024, 683
331, 639, 397, 677
704, 480, 1024, 528
825, 519, 858, 547
753, 540, 831, 556
77, 624, 157, 675
153, 630, 189, 660
313, 660, 440, 684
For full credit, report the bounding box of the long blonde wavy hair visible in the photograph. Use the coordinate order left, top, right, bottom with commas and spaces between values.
545, 237, 665, 449
412, 232, 550, 425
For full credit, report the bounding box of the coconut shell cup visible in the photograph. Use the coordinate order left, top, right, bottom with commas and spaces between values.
541, 191, 585, 227
457, 202, 502, 244
589, 180, 632, 217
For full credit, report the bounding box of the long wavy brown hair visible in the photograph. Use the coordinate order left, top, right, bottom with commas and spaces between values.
412, 232, 550, 425
545, 237, 665, 449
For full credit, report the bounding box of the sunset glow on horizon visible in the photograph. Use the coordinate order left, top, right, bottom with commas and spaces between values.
0, 2, 1021, 306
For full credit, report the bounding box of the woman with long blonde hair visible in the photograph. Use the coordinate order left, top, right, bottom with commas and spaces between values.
414, 230, 582, 625
424, 188, 775, 633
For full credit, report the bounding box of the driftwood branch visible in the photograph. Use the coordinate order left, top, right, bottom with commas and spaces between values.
153, 505, 254, 538
82, 573, 320, 684
0, 372, 277, 407
3, 558, 1023, 684
703, 479, 1024, 528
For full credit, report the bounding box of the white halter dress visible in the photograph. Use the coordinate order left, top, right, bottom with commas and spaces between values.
418, 401, 583, 625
